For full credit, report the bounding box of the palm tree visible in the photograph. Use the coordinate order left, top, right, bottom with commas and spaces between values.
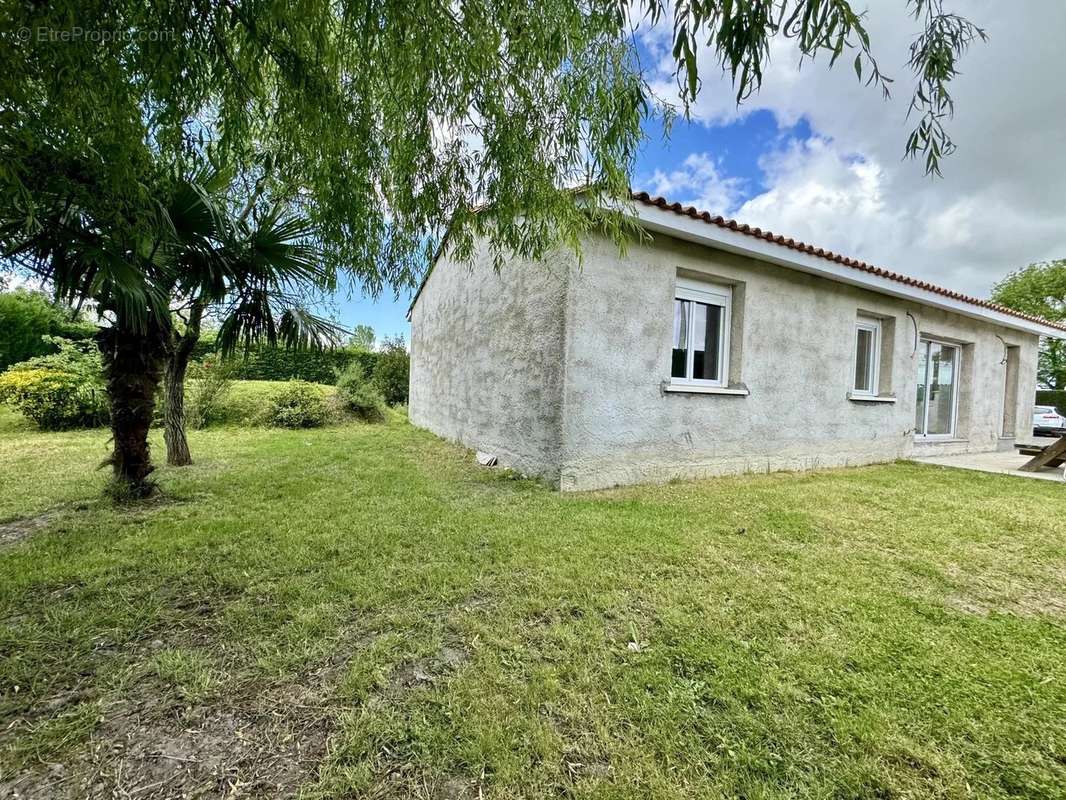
160, 179, 343, 466
1, 167, 339, 497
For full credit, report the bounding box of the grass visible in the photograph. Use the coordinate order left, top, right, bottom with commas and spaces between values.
194, 378, 337, 427
0, 408, 1064, 798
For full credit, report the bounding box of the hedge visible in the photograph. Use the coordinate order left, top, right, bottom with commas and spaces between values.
0, 289, 97, 371
1036, 390, 1066, 415
191, 337, 377, 385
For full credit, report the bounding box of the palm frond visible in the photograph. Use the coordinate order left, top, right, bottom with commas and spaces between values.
277, 306, 348, 350
238, 210, 331, 292
1, 154, 336, 346
215, 288, 346, 356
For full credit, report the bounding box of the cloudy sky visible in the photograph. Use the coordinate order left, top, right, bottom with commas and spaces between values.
344, 0, 1066, 340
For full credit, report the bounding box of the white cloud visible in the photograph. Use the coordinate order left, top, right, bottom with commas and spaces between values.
645, 152, 746, 212
638, 0, 1066, 297
732, 137, 909, 268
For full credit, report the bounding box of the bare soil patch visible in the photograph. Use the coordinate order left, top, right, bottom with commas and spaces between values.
0, 619, 370, 800
387, 644, 470, 693
0, 510, 63, 548
1, 678, 333, 800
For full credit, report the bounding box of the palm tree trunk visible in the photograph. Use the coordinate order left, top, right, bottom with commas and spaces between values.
163, 355, 192, 466
96, 318, 169, 498
163, 302, 204, 466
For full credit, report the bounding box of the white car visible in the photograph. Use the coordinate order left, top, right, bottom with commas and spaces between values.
1033, 405, 1066, 436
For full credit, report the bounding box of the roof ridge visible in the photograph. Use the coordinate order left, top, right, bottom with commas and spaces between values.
630, 190, 1066, 334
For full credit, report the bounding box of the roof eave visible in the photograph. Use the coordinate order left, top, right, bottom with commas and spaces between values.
631, 202, 1066, 341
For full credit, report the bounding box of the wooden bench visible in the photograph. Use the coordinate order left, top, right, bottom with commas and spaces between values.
1016, 436, 1066, 471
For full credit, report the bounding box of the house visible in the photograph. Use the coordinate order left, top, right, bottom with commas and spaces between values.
407, 192, 1066, 491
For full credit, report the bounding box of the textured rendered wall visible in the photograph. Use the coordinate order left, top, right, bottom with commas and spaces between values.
408, 240, 572, 481
558, 233, 1041, 491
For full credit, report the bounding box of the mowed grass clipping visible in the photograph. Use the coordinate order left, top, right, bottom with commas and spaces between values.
0, 411, 1063, 798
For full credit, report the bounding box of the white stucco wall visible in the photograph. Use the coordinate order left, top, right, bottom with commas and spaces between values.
409, 231, 1042, 491
557, 233, 1040, 490
408, 240, 573, 481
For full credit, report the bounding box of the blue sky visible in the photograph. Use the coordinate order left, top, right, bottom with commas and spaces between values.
333, 111, 809, 343
331, 273, 415, 344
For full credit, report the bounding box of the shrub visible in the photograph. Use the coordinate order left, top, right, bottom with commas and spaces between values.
0, 338, 108, 429
373, 336, 410, 406
186, 355, 236, 429
7, 335, 103, 378
0, 289, 97, 371
335, 361, 386, 421
0, 368, 107, 429
269, 380, 331, 428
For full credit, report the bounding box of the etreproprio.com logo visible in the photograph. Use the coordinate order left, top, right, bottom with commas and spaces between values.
7, 26, 176, 44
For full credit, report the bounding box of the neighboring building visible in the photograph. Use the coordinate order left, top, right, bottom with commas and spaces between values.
408, 193, 1066, 491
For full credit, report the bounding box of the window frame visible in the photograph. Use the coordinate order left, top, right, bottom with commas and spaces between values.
671, 277, 732, 389
851, 316, 881, 397
914, 337, 962, 440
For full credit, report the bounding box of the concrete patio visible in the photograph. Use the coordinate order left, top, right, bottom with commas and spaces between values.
913, 448, 1065, 482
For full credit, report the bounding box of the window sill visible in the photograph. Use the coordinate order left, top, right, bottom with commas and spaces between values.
913, 436, 969, 445
847, 392, 896, 404
663, 382, 750, 397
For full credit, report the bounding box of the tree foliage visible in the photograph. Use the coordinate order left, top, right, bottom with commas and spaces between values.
0, 289, 96, 370
991, 260, 1066, 391
0, 165, 343, 493
1, 0, 982, 314
347, 325, 376, 352
373, 336, 410, 406
157, 178, 344, 466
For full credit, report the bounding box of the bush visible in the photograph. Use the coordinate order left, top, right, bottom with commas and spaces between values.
191, 380, 279, 427
186, 354, 236, 429
373, 336, 410, 406
335, 362, 386, 421
9, 336, 103, 377
269, 380, 331, 428
0, 289, 97, 371
0, 338, 108, 429
0, 368, 107, 429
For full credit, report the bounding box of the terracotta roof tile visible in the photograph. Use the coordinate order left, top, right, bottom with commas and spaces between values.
631, 191, 1066, 333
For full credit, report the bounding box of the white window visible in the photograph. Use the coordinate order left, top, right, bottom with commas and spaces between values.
852, 317, 881, 396
671, 277, 731, 388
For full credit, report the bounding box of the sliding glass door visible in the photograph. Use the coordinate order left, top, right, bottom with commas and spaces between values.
915, 339, 960, 438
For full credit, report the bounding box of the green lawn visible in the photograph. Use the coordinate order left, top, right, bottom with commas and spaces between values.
0, 409, 1064, 799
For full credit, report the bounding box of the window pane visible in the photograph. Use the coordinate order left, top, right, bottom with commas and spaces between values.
671, 299, 689, 378
691, 301, 722, 381
926, 343, 957, 436
854, 328, 873, 392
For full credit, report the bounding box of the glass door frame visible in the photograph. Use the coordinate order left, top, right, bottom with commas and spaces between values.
915, 338, 962, 440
